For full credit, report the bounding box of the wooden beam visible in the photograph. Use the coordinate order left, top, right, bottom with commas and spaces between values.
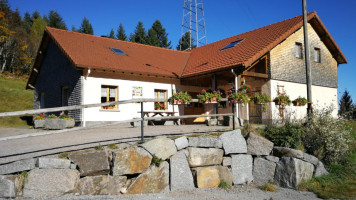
241, 71, 268, 79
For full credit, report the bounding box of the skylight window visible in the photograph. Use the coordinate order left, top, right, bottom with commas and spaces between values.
220, 39, 244, 51
110, 47, 127, 56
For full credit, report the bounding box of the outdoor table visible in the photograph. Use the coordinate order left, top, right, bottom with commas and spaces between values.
139, 111, 179, 125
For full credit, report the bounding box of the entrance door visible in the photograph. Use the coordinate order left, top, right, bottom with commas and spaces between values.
249, 102, 262, 124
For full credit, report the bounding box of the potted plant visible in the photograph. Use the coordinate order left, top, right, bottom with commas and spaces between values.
59, 113, 75, 128
273, 93, 291, 106
155, 102, 167, 110
251, 93, 271, 111
197, 89, 222, 103
168, 91, 192, 104
238, 84, 253, 95
228, 91, 250, 105
33, 114, 45, 129
292, 96, 307, 106
45, 114, 66, 130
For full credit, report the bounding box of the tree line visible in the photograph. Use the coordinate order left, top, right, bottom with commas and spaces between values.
339, 90, 356, 120
0, 0, 193, 76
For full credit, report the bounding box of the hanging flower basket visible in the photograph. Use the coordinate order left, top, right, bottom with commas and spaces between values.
250, 93, 271, 112
273, 93, 291, 106
168, 91, 192, 105
292, 96, 307, 106
197, 89, 222, 104
227, 92, 250, 105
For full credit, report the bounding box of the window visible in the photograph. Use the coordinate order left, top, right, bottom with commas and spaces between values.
101, 85, 118, 110
314, 48, 321, 63
110, 47, 127, 56
295, 43, 303, 58
220, 39, 244, 51
154, 89, 167, 110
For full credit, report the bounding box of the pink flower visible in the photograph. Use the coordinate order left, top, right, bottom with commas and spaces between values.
231, 100, 234, 103
202, 89, 206, 93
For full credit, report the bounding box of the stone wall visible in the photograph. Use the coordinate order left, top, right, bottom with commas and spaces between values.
0, 130, 329, 198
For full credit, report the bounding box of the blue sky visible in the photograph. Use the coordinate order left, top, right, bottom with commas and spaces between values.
8, 0, 356, 101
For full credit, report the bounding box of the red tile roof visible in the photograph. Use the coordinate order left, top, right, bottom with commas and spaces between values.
27, 12, 346, 88
46, 27, 190, 77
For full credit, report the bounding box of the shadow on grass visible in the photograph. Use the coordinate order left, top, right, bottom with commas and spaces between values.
20, 116, 33, 126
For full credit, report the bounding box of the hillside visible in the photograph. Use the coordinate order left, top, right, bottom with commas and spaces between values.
0, 76, 33, 127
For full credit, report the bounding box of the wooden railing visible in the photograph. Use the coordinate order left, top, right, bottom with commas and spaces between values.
0, 98, 236, 142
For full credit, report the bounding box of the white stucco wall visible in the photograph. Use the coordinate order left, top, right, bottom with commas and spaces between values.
82, 76, 179, 123
270, 80, 338, 121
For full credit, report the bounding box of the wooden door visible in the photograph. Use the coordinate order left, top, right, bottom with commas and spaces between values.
249, 103, 262, 124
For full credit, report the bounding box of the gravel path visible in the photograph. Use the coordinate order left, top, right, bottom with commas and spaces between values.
52, 186, 321, 200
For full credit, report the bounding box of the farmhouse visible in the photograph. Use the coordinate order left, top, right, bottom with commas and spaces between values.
26, 12, 347, 126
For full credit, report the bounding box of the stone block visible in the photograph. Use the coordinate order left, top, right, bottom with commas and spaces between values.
0, 176, 15, 198
273, 146, 303, 159
217, 166, 233, 187
175, 136, 188, 150
34, 120, 45, 129
253, 158, 276, 186
314, 161, 329, 177
0, 158, 36, 175
192, 166, 220, 188
222, 157, 232, 167
69, 150, 110, 176
141, 137, 177, 160
76, 175, 127, 195
274, 157, 314, 189
170, 151, 195, 191
37, 158, 71, 169
187, 147, 223, 167
127, 161, 169, 194
265, 155, 280, 163
188, 137, 222, 148
302, 153, 319, 166
45, 118, 66, 130
246, 132, 274, 155
23, 169, 79, 198
219, 130, 247, 155
113, 146, 152, 176
231, 154, 253, 185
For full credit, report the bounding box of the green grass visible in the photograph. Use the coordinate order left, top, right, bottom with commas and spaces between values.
259, 182, 277, 192
218, 180, 232, 190
299, 120, 356, 199
0, 76, 33, 127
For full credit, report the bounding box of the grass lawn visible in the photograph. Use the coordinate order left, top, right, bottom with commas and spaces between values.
0, 76, 33, 127
299, 120, 356, 199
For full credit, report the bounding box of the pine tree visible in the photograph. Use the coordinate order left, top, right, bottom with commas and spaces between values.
147, 20, 171, 48
339, 89, 354, 119
108, 29, 115, 39
130, 21, 147, 44
176, 31, 196, 51
48, 10, 67, 30
116, 23, 127, 41
32, 10, 41, 20
78, 17, 93, 35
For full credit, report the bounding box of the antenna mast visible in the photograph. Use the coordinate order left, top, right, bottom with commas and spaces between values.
180, 0, 207, 50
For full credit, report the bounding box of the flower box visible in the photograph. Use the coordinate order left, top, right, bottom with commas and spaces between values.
45, 118, 66, 130
34, 120, 45, 129
65, 119, 75, 128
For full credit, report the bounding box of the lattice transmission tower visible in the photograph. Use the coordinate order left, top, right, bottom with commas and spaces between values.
179, 0, 207, 50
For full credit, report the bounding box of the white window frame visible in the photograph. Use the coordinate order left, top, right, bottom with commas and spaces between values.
295, 42, 303, 59
314, 47, 321, 63
101, 85, 118, 110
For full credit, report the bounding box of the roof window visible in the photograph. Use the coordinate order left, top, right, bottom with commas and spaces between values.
220, 39, 244, 51
110, 47, 127, 56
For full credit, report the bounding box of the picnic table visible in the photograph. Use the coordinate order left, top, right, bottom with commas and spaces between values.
140, 111, 179, 125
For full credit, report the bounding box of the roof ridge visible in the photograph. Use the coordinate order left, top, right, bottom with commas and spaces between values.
45, 26, 191, 54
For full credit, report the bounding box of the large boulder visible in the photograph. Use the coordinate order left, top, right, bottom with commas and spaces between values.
141, 137, 177, 160
272, 147, 303, 159
69, 150, 110, 176
113, 146, 152, 176
192, 166, 220, 188
37, 158, 71, 169
302, 153, 319, 166
219, 130, 247, 155
231, 154, 253, 185
187, 147, 223, 167
314, 161, 329, 177
170, 151, 195, 191
76, 175, 127, 195
188, 137, 222, 148
0, 176, 15, 198
274, 157, 314, 189
253, 158, 276, 186
23, 169, 79, 198
127, 161, 169, 194
0, 158, 36, 175
175, 136, 189, 150
246, 132, 273, 155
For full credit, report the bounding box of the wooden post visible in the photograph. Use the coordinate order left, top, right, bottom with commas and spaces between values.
141, 102, 144, 143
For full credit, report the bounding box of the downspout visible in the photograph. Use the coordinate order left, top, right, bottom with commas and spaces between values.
231, 69, 241, 126
82, 68, 91, 127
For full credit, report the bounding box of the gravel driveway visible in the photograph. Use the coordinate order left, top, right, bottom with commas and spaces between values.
52, 186, 321, 200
